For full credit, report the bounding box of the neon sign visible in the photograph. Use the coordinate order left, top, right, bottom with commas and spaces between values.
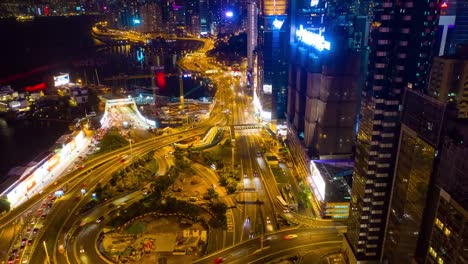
133, 18, 141, 25
226, 11, 234, 18
310, 0, 319, 7
136, 48, 144, 62
296, 25, 331, 51
272, 18, 285, 30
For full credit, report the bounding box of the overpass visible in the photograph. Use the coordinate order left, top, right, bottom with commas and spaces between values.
232, 123, 264, 130
99, 97, 156, 128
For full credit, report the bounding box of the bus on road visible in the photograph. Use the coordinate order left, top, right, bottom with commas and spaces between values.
276, 195, 288, 209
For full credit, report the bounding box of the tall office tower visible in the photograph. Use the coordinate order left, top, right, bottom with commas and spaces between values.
263, 0, 286, 16
422, 120, 468, 264
190, 15, 201, 36
382, 89, 446, 263
344, 0, 440, 262
303, 53, 361, 158
427, 49, 468, 118
246, 1, 258, 71
199, 0, 209, 34
257, 15, 289, 121
139, 4, 162, 33
436, 2, 456, 56
185, 0, 200, 35
443, 1, 468, 54
255, 0, 288, 121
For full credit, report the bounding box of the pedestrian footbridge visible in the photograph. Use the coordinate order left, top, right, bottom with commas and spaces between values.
232, 124, 264, 130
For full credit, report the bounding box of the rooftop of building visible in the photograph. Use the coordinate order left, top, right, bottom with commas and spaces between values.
312, 160, 353, 203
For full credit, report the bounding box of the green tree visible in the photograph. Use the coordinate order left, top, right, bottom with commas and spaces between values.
219, 176, 228, 186
0, 198, 10, 214
226, 183, 237, 194
206, 188, 218, 199
97, 128, 129, 152
210, 202, 227, 216
94, 183, 104, 201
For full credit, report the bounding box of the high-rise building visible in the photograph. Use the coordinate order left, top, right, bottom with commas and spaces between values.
411, 49, 468, 264
427, 49, 468, 118
422, 119, 468, 264
441, 1, 468, 54
344, 0, 440, 262
255, 0, 289, 121
257, 14, 289, 121
139, 3, 162, 33
263, 0, 286, 16
382, 89, 446, 263
199, 0, 209, 34
286, 1, 367, 159
421, 119, 468, 264
246, 1, 258, 71
302, 53, 361, 158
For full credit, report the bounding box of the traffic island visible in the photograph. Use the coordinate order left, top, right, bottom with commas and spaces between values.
101, 215, 209, 263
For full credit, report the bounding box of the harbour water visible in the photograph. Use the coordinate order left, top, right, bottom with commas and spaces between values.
0, 15, 210, 182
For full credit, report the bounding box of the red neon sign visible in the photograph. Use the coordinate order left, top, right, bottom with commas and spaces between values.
441, 2, 448, 8
156, 72, 166, 89
25, 82, 46, 92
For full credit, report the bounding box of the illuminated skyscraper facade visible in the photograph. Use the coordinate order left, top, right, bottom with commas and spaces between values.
247, 1, 258, 71
263, 0, 287, 16
286, 1, 366, 158
256, 0, 289, 121
383, 89, 446, 263
344, 0, 440, 262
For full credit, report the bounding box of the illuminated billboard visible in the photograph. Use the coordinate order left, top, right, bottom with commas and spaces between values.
296, 25, 331, 51
263, 84, 272, 94
310, 161, 326, 201
53, 73, 70, 87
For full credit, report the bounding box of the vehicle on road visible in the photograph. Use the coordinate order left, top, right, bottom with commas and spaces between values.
283, 234, 298, 240
276, 195, 288, 209
213, 257, 225, 264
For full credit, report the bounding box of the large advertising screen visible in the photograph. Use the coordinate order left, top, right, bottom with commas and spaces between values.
54, 73, 70, 87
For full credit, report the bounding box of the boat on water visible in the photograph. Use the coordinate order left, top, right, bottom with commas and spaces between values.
16, 15, 35, 22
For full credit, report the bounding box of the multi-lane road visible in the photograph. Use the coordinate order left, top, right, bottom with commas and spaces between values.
1, 29, 346, 264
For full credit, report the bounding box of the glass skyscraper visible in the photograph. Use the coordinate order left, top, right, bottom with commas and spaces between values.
344, 0, 440, 262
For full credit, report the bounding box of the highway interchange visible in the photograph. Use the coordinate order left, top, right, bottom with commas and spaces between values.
1, 30, 345, 264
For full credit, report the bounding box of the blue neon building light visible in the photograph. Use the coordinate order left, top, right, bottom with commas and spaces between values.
272, 18, 285, 30
296, 25, 331, 51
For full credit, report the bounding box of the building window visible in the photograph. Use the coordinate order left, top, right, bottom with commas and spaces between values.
381, 15, 391, 20
374, 75, 384, 80
429, 247, 437, 258
435, 218, 444, 230
376, 51, 387, 57
379, 27, 390, 33
444, 227, 451, 237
